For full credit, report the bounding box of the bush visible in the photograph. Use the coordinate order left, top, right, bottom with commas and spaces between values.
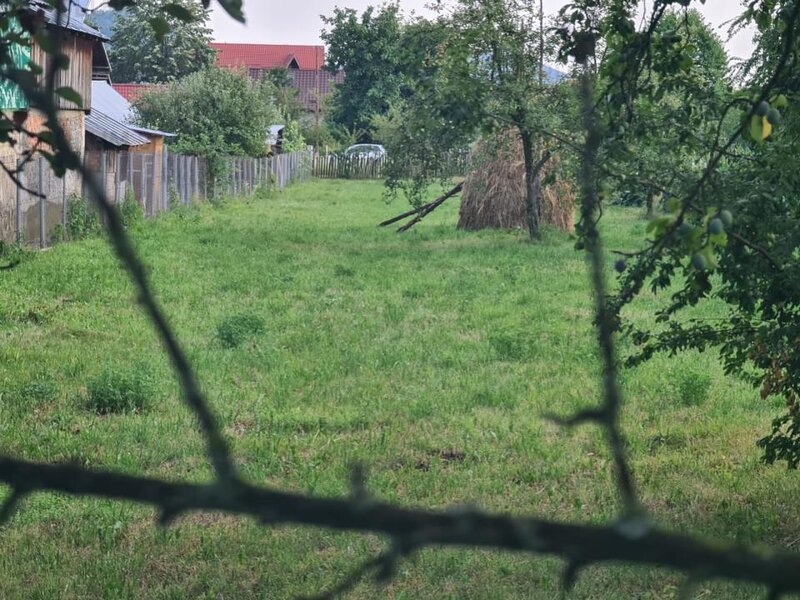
120, 188, 143, 227
66, 195, 100, 240
85, 366, 155, 414
0, 240, 26, 268
217, 314, 266, 348
676, 371, 712, 406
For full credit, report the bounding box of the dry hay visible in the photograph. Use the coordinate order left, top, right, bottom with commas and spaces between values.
458, 130, 576, 232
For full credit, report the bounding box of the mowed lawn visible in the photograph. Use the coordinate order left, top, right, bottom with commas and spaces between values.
0, 179, 797, 599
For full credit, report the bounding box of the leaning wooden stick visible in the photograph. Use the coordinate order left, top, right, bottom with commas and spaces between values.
378, 182, 464, 230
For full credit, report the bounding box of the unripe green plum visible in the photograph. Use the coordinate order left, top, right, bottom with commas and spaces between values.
692, 254, 707, 270
720, 210, 733, 227
677, 222, 693, 238
755, 100, 770, 117
767, 107, 782, 126
708, 218, 724, 235
614, 259, 626, 273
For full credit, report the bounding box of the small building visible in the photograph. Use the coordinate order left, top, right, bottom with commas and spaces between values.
85, 81, 175, 206
0, 1, 109, 244
209, 43, 345, 113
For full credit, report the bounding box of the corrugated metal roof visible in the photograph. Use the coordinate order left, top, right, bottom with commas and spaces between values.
30, 0, 109, 41
86, 109, 150, 147
92, 81, 174, 137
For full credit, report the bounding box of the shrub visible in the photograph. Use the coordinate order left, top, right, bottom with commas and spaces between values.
85, 366, 155, 414
216, 314, 266, 348
0, 240, 26, 268
119, 188, 143, 227
66, 195, 100, 240
677, 371, 712, 406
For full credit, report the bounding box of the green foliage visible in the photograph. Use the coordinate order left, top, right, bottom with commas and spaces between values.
574, 0, 800, 468
2, 181, 796, 595
0, 240, 26, 268
85, 367, 155, 415
14, 376, 58, 406
66, 195, 100, 241
263, 69, 305, 121
281, 121, 307, 153
134, 67, 279, 162
119, 189, 144, 228
108, 0, 214, 83
216, 313, 266, 348
676, 372, 712, 406
321, 4, 406, 140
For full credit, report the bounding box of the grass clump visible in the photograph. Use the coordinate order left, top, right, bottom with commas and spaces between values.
66, 195, 100, 240
120, 189, 144, 228
677, 371, 712, 406
85, 366, 155, 414
216, 313, 266, 348
0, 240, 26, 269
13, 376, 58, 406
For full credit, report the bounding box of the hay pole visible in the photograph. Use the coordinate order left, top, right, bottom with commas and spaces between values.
378, 182, 464, 231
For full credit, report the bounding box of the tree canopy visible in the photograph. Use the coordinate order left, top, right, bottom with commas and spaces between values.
133, 67, 279, 158
108, 0, 215, 83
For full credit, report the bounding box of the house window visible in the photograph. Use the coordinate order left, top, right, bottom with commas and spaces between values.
249, 68, 261, 79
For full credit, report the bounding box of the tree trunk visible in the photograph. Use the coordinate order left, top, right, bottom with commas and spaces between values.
645, 190, 659, 219
519, 129, 551, 241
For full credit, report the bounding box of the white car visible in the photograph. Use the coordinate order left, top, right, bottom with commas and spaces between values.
344, 144, 386, 159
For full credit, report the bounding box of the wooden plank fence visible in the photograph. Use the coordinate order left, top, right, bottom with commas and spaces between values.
312, 150, 470, 180
1, 150, 313, 247
312, 154, 386, 179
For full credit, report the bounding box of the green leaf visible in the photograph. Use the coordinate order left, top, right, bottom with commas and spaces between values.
216, 0, 244, 23
55, 86, 83, 108
162, 3, 194, 22
148, 16, 170, 41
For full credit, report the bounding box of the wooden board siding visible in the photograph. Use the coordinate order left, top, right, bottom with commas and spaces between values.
30, 36, 93, 111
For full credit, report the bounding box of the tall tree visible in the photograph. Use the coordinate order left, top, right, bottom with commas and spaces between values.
109, 0, 215, 83
321, 3, 406, 141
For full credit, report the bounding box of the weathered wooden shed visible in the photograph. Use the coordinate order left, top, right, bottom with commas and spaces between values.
0, 1, 109, 245
85, 81, 175, 206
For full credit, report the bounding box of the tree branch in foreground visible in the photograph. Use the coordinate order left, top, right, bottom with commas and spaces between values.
1, 456, 800, 595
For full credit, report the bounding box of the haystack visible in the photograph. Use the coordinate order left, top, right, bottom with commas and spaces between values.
458, 130, 575, 232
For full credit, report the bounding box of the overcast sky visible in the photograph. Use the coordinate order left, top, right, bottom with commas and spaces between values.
210, 0, 755, 61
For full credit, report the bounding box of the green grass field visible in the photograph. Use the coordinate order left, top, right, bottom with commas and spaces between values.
0, 179, 797, 599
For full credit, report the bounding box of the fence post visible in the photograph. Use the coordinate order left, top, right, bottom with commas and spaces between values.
15, 157, 24, 244
62, 168, 67, 230
171, 150, 178, 205
101, 149, 107, 207
114, 151, 121, 205
38, 157, 45, 248
162, 149, 168, 211
193, 156, 197, 200
126, 151, 133, 205
139, 153, 146, 215
182, 155, 189, 204
193, 156, 199, 201
202, 157, 207, 200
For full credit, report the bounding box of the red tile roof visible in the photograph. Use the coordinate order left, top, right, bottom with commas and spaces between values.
211, 43, 325, 70
290, 70, 345, 111
111, 83, 163, 103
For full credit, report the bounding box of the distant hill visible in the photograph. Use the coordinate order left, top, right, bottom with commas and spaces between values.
85, 8, 117, 42
544, 65, 566, 83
